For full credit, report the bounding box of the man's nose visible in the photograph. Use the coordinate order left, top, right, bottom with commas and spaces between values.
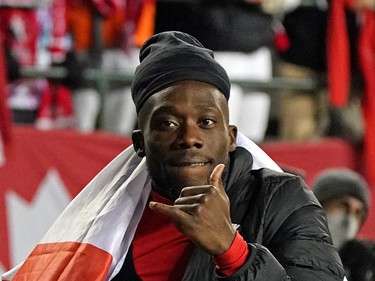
177, 122, 204, 149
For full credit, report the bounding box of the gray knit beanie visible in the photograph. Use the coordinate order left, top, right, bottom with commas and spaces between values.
313, 168, 370, 218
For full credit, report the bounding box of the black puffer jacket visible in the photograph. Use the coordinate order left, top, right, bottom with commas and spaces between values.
178, 147, 345, 280
116, 147, 345, 280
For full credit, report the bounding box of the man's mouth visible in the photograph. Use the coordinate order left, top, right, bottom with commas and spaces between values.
174, 162, 208, 167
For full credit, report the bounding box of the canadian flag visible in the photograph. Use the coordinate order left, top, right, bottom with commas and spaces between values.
6, 169, 72, 266
0, 127, 132, 278
2, 145, 152, 281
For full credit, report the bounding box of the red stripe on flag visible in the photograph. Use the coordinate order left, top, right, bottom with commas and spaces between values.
13, 242, 113, 281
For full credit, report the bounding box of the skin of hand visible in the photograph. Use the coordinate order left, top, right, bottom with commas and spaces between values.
149, 164, 236, 256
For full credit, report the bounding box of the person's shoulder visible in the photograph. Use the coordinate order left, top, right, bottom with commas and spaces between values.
251, 167, 306, 192
340, 238, 375, 280
340, 238, 375, 257
251, 168, 320, 209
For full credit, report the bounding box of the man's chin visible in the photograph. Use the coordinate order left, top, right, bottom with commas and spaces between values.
149, 167, 212, 199
172, 178, 209, 196
153, 178, 209, 200
152, 184, 181, 201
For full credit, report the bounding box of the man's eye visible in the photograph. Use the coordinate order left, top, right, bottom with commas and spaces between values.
160, 120, 178, 128
201, 119, 215, 127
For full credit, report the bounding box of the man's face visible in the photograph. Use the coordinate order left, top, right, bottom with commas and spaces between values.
133, 80, 237, 200
323, 195, 366, 249
323, 195, 366, 227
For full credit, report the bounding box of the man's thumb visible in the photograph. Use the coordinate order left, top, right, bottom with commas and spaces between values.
209, 164, 225, 188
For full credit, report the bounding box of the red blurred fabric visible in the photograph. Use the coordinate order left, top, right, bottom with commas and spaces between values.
326, 0, 351, 107
0, 39, 12, 144
359, 10, 375, 186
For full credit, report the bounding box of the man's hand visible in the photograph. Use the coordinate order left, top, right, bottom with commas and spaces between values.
149, 164, 236, 256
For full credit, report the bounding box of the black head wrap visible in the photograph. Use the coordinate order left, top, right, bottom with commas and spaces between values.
131, 31, 231, 113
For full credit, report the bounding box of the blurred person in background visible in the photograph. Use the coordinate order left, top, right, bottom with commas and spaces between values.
65, 0, 155, 135
155, 0, 280, 143
0, 31, 14, 166
313, 168, 375, 280
0, 1, 77, 130
276, 0, 375, 143
340, 238, 375, 281
0, 2, 45, 125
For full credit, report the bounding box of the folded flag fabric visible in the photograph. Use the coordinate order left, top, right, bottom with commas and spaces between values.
2, 147, 152, 281
1, 133, 281, 281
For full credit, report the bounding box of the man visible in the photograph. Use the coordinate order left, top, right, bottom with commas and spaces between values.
313, 168, 374, 280
2, 31, 344, 280
312, 168, 369, 250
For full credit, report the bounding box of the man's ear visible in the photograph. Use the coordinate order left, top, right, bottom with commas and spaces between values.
132, 130, 146, 157
228, 125, 237, 152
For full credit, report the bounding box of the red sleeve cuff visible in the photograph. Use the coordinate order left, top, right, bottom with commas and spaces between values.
213, 231, 250, 276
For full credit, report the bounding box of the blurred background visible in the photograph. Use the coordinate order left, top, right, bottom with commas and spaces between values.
1, 0, 374, 278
